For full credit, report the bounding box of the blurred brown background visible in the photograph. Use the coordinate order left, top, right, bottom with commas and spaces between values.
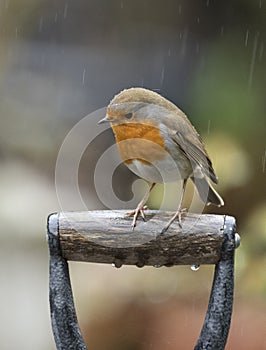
0, 0, 265, 349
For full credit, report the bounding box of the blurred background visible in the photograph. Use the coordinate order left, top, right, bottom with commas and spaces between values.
0, 0, 265, 349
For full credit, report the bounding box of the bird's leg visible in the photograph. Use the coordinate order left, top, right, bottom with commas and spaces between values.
161, 178, 188, 234
125, 183, 156, 230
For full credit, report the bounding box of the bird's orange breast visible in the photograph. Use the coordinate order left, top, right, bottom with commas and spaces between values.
111, 123, 166, 165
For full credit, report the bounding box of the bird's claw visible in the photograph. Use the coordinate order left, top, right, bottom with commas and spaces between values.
125, 205, 149, 230
161, 208, 187, 234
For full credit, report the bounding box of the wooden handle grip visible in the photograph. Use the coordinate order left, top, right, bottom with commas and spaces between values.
48, 210, 235, 267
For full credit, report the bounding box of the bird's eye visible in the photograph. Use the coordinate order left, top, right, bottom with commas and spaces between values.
124, 112, 133, 119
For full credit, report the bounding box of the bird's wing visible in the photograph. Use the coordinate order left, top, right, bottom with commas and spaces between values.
171, 130, 218, 183
155, 107, 218, 184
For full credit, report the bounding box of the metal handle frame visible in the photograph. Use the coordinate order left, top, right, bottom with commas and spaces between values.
47, 213, 237, 350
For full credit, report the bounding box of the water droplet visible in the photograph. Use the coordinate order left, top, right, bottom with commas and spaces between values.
196, 43, 200, 54
181, 28, 188, 57
63, 3, 68, 19
248, 32, 259, 89
245, 29, 249, 46
165, 262, 174, 268
207, 119, 211, 134
136, 260, 145, 268
191, 265, 200, 271
262, 149, 266, 172
39, 17, 43, 32
82, 69, 86, 86
112, 259, 123, 268
160, 66, 165, 86
259, 42, 264, 62
235, 233, 241, 249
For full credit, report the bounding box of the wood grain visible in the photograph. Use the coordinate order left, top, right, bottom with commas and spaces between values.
55, 210, 233, 267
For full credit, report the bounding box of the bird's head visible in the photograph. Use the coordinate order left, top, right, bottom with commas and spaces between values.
98, 87, 177, 127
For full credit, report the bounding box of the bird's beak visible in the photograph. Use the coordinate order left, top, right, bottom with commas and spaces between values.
98, 116, 113, 124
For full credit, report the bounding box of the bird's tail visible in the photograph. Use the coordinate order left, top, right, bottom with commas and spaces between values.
191, 177, 224, 207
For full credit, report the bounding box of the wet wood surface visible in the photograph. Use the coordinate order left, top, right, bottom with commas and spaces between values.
53, 210, 233, 267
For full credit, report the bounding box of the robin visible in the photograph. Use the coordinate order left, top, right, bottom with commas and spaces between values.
98, 87, 224, 233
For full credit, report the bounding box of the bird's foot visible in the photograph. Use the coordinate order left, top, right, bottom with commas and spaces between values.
125, 205, 149, 230
161, 208, 187, 234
